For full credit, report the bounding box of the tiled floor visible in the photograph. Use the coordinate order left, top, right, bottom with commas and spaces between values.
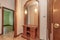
4, 26, 13, 35
0, 32, 26, 40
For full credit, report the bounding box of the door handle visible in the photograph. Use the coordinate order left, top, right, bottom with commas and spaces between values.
53, 23, 60, 28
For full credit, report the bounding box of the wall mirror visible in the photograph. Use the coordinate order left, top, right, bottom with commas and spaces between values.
24, 0, 39, 26
22, 0, 40, 40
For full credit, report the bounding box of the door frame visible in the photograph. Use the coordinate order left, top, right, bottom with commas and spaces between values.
2, 7, 17, 37
47, 0, 53, 40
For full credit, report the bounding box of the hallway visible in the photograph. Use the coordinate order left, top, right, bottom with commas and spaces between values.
0, 0, 49, 40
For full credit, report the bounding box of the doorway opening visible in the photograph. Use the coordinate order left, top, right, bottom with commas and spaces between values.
2, 7, 14, 36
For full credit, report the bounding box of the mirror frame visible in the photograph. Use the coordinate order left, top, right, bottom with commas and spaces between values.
24, 0, 40, 39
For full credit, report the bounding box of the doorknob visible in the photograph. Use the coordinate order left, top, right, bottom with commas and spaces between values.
54, 23, 60, 28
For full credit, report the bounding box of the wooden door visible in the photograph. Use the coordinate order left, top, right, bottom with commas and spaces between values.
53, 0, 60, 40
50, 0, 60, 40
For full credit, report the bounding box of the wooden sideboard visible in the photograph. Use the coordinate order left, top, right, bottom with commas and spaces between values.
22, 25, 38, 40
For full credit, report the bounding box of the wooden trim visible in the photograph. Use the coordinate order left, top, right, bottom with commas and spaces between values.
47, 0, 50, 40
0, 7, 1, 9
38, 1, 40, 39
0, 34, 2, 35
2, 7, 3, 34
2, 7, 14, 11
14, 33, 22, 38
14, 0, 17, 37
47, 0, 53, 40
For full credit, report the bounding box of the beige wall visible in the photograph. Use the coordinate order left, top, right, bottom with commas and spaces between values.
16, 0, 28, 35
20, 0, 28, 34
0, 0, 15, 10
39, 0, 48, 40
0, 0, 15, 34
0, 9, 2, 34
16, 0, 23, 35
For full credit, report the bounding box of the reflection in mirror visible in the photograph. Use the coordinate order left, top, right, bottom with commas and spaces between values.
22, 0, 39, 40
24, 0, 38, 26
25, 9, 27, 15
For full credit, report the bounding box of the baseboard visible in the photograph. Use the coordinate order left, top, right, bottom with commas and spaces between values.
14, 33, 22, 38
0, 33, 3, 35
0, 34, 2, 35
0, 34, 3, 35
